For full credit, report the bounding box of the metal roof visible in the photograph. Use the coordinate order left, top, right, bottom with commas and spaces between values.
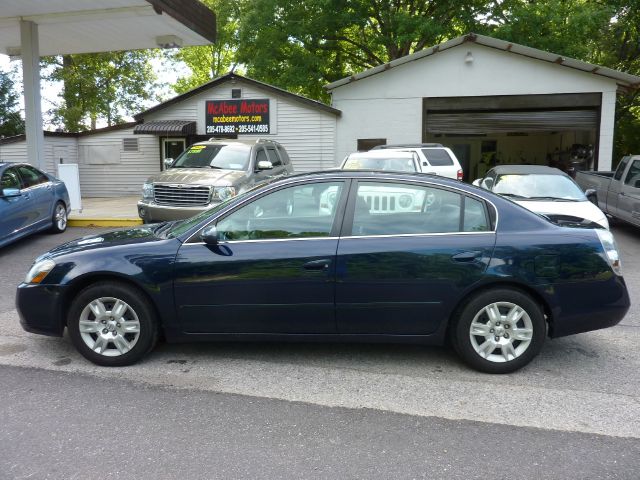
325, 33, 640, 91
0, 0, 216, 56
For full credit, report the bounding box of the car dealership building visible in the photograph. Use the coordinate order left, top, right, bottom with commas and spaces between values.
1, 33, 639, 195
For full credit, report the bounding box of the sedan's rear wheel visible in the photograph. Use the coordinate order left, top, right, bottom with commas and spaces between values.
67, 282, 158, 366
452, 288, 546, 374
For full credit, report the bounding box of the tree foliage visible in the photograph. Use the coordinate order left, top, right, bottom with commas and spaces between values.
0, 70, 24, 138
169, 0, 244, 94
44, 51, 158, 132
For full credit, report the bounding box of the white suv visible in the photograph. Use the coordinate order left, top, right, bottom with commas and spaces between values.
372, 143, 463, 180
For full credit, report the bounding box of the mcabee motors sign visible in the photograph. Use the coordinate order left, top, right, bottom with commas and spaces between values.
205, 99, 270, 135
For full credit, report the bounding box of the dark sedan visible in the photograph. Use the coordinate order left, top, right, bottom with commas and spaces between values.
1, 162, 70, 248
17, 171, 629, 373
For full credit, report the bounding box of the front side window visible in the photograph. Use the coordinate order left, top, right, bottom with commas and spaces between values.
623, 160, 640, 187
266, 147, 282, 167
216, 182, 344, 241
17, 165, 48, 188
171, 144, 250, 171
1, 168, 21, 190
614, 156, 630, 181
351, 181, 489, 236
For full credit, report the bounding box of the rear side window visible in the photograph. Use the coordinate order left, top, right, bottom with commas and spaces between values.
614, 156, 630, 181
351, 181, 490, 236
17, 165, 48, 188
422, 149, 454, 166
277, 145, 291, 165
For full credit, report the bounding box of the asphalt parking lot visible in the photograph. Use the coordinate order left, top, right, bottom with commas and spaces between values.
0, 224, 639, 478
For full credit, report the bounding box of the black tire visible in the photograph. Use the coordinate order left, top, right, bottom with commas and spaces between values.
50, 201, 68, 233
67, 281, 158, 366
451, 288, 546, 374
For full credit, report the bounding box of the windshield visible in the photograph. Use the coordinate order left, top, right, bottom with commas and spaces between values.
342, 156, 417, 172
493, 174, 586, 201
172, 144, 250, 170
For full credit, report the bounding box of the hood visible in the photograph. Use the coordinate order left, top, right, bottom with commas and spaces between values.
145, 168, 247, 186
513, 199, 609, 229
39, 225, 167, 261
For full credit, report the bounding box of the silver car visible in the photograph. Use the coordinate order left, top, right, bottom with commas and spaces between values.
138, 139, 294, 222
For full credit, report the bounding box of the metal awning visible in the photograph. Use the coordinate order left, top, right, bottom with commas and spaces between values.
133, 120, 197, 135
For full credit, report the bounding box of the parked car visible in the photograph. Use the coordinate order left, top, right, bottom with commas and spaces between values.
474, 165, 609, 229
576, 155, 640, 228
137, 138, 294, 223
372, 143, 463, 180
18, 170, 629, 373
0, 162, 70, 248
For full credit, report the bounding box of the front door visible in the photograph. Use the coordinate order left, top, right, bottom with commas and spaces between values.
336, 180, 496, 335
173, 180, 347, 334
162, 138, 186, 168
618, 158, 640, 226
15, 165, 54, 227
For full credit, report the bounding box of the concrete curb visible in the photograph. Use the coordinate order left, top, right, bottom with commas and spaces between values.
68, 218, 143, 227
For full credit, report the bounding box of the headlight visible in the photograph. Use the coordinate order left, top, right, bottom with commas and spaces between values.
25, 259, 56, 284
142, 182, 154, 200
212, 186, 236, 202
596, 229, 622, 275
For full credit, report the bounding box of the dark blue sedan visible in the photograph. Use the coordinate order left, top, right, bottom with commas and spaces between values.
16, 171, 630, 373
1, 162, 70, 248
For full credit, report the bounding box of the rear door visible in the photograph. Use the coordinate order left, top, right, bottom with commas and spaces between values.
617, 158, 640, 226
335, 180, 496, 335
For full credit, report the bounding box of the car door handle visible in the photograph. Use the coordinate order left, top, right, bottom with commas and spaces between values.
451, 251, 482, 262
303, 259, 331, 271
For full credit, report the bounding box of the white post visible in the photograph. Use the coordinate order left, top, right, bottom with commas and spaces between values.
20, 20, 45, 171
598, 90, 617, 171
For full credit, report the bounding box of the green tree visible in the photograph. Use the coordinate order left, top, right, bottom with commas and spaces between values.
169, 0, 243, 94
235, 0, 490, 101
0, 70, 24, 137
44, 51, 158, 132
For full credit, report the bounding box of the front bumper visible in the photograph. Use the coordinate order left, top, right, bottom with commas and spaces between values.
16, 283, 68, 337
137, 200, 221, 222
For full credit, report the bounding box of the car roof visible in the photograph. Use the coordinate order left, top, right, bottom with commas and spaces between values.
490, 165, 567, 176
372, 143, 444, 149
347, 150, 416, 159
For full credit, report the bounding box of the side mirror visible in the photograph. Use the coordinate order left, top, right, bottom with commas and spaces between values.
472, 179, 482, 187
200, 225, 219, 245
164, 158, 174, 169
1, 188, 21, 198
256, 160, 273, 171
585, 188, 598, 205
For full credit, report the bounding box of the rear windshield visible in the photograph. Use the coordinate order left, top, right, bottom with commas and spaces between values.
343, 156, 417, 172
172, 144, 250, 170
422, 149, 453, 166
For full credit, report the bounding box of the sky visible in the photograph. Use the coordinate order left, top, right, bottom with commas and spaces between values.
0, 52, 188, 130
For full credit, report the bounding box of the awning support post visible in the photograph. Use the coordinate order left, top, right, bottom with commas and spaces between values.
20, 20, 45, 171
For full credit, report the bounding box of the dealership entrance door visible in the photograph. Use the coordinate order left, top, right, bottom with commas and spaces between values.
423, 93, 601, 182
162, 138, 186, 169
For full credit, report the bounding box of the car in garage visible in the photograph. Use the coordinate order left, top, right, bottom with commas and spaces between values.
473, 165, 609, 229
17, 170, 629, 373
0, 162, 70, 248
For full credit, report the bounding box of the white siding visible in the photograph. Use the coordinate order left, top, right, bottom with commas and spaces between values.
331, 43, 619, 169
144, 79, 338, 173
0, 136, 77, 176
76, 128, 158, 197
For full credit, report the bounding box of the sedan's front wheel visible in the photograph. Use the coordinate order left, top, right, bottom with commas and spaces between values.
452, 288, 546, 374
67, 281, 158, 366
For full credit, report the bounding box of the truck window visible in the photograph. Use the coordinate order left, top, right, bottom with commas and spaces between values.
623, 160, 640, 188
614, 156, 630, 181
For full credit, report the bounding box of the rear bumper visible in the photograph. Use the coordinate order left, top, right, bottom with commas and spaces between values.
16, 283, 68, 337
549, 276, 631, 338
137, 200, 221, 222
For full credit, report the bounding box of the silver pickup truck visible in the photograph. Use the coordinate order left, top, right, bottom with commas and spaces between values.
575, 155, 640, 227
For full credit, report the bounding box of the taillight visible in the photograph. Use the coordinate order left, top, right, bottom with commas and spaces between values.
457, 169, 463, 181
